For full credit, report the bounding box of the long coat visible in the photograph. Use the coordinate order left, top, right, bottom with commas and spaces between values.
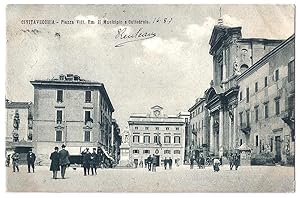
50, 151, 60, 171
59, 149, 70, 166
27, 153, 36, 164
90, 152, 99, 166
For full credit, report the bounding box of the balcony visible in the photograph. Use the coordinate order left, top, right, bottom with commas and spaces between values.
240, 123, 251, 134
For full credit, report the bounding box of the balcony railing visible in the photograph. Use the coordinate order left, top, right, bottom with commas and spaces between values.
240, 123, 251, 134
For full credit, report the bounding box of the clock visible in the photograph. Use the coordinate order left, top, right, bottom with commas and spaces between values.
154, 110, 160, 117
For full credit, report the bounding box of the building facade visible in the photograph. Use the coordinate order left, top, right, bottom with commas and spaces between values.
128, 106, 186, 166
30, 74, 115, 164
188, 20, 295, 164
5, 99, 33, 163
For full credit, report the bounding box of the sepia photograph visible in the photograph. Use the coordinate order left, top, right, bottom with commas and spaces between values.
4, 3, 295, 193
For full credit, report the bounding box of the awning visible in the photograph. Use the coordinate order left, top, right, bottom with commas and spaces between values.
100, 146, 114, 161
237, 143, 251, 151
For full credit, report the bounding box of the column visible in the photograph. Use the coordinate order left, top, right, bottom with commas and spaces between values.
219, 108, 224, 157
209, 114, 214, 154
111, 124, 114, 157
228, 110, 232, 151
233, 104, 238, 149
223, 48, 227, 80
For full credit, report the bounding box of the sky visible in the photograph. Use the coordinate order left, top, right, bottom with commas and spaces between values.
6, 4, 294, 131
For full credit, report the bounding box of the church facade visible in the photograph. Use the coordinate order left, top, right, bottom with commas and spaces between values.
188, 21, 295, 164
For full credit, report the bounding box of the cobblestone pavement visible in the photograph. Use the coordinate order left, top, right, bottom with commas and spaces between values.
6, 164, 295, 192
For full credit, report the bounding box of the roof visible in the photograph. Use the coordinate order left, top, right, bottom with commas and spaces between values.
30, 74, 114, 112
236, 34, 295, 81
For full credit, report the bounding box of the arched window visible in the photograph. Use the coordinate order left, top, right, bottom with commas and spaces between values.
240, 64, 249, 73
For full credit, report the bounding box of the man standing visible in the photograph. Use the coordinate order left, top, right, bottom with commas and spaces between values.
234, 153, 240, 170
190, 156, 194, 169
50, 147, 60, 179
81, 148, 92, 176
229, 153, 234, 170
59, 144, 70, 179
90, 148, 99, 175
11, 151, 20, 172
27, 150, 36, 173
152, 154, 157, 172
163, 157, 168, 170
147, 155, 152, 171
169, 157, 173, 169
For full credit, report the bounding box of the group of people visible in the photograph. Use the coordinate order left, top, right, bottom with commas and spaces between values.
81, 148, 99, 176
189, 154, 206, 169
146, 154, 159, 172
228, 153, 241, 170
6, 150, 36, 173
50, 144, 70, 179
163, 157, 173, 170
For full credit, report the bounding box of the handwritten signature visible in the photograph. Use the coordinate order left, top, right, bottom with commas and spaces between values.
114, 27, 157, 47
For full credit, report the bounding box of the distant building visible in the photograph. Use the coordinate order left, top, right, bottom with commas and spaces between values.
112, 119, 122, 162
30, 74, 115, 164
128, 106, 187, 166
5, 99, 33, 164
188, 19, 295, 164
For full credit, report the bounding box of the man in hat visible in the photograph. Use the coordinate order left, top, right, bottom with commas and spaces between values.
81, 148, 92, 176
11, 150, 20, 172
27, 150, 36, 173
90, 148, 99, 175
59, 144, 70, 179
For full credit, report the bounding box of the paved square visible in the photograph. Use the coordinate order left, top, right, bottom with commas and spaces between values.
6, 165, 295, 192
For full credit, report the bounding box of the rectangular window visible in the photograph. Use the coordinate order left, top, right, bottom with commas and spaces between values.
255, 135, 259, 147
166, 127, 169, 130
174, 150, 180, 154
275, 99, 280, 115
255, 82, 258, 92
57, 90, 63, 103
246, 87, 249, 103
154, 136, 158, 143
239, 91, 243, 101
255, 106, 259, 122
143, 135, 150, 143
288, 60, 295, 82
84, 111, 91, 124
145, 127, 149, 130
270, 138, 273, 152
85, 91, 91, 103
275, 69, 279, 81
143, 150, 150, 154
164, 136, 171, 143
240, 139, 243, 146
288, 95, 295, 118
264, 76, 268, 87
164, 150, 171, 154
246, 110, 250, 127
133, 150, 139, 154
239, 112, 243, 126
264, 103, 269, 118
174, 136, 180, 143
55, 131, 62, 142
176, 127, 179, 130
84, 131, 91, 142
133, 135, 139, 143
155, 127, 159, 130
56, 110, 62, 124
134, 126, 138, 130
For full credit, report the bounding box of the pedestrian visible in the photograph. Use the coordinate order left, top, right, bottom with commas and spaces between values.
229, 153, 234, 170
139, 159, 144, 168
27, 150, 36, 173
11, 151, 20, 172
6, 154, 11, 167
59, 144, 70, 179
81, 148, 92, 176
213, 157, 220, 172
169, 157, 173, 169
90, 148, 99, 175
134, 160, 138, 168
190, 156, 194, 169
234, 153, 240, 170
50, 146, 60, 179
152, 154, 157, 172
199, 154, 205, 169
163, 157, 168, 170
147, 155, 152, 171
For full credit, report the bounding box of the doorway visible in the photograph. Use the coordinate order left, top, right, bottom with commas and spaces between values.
275, 136, 282, 163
